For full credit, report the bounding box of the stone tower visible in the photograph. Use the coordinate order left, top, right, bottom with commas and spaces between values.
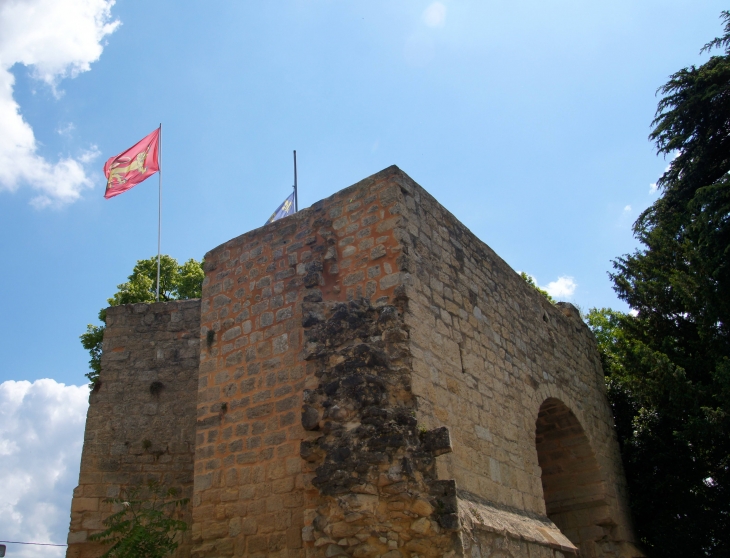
67, 166, 643, 557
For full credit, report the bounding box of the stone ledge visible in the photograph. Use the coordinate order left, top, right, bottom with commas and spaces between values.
457, 490, 578, 554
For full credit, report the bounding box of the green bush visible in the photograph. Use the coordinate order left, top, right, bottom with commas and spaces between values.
89, 481, 189, 558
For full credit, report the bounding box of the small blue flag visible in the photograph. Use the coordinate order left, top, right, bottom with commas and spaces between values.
266, 192, 295, 224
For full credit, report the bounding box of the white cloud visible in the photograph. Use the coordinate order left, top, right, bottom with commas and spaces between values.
544, 276, 577, 299
520, 272, 578, 301
623, 205, 631, 212
0, 0, 119, 208
422, 1, 446, 27
0, 379, 89, 557
649, 182, 658, 193
57, 122, 76, 137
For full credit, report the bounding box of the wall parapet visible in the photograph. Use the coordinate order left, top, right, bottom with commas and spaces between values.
67, 299, 200, 558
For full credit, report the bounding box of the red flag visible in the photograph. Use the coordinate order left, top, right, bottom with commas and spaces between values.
103, 128, 160, 199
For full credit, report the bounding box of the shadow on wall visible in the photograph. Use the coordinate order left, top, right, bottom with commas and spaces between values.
536, 398, 616, 558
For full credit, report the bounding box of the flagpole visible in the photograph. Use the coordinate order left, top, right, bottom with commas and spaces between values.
293, 150, 298, 213
156, 123, 162, 302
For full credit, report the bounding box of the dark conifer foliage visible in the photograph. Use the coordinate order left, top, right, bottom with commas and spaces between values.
598, 11, 730, 557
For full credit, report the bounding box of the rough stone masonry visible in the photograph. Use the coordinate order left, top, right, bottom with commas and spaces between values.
67, 166, 644, 558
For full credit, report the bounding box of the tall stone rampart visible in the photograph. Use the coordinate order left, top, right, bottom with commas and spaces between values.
193, 166, 640, 557
67, 165, 642, 558
67, 300, 200, 558
193, 167, 445, 557
393, 173, 641, 557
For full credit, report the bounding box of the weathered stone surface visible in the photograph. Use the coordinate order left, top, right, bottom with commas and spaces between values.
68, 166, 642, 558
420, 426, 451, 457
302, 404, 321, 431
66, 300, 200, 558
395, 167, 643, 558
299, 299, 459, 556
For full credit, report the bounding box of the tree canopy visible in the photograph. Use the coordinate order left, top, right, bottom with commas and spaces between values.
589, 12, 730, 556
80, 255, 204, 389
108, 256, 204, 306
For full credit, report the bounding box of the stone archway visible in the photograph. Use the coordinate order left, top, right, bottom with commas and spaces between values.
535, 398, 616, 557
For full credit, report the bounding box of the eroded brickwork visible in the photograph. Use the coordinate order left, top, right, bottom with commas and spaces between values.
68, 166, 643, 558
193, 170, 419, 557
300, 298, 459, 557
67, 300, 200, 558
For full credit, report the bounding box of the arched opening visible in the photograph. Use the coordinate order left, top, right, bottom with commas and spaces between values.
536, 398, 615, 557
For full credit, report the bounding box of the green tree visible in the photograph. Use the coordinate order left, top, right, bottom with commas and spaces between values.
80, 255, 204, 389
108, 255, 204, 305
594, 12, 730, 556
519, 271, 554, 303
89, 480, 189, 558
80, 317, 105, 387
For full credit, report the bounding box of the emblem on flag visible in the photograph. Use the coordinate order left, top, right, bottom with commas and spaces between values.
267, 192, 296, 223
104, 128, 160, 199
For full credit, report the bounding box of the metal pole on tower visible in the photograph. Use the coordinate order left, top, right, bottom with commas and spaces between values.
156, 123, 162, 302
293, 150, 298, 213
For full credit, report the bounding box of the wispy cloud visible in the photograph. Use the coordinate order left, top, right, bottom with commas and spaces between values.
57, 122, 76, 137
0, 0, 119, 208
422, 2, 446, 27
0, 379, 89, 557
618, 202, 634, 228
521, 272, 578, 301
544, 276, 577, 299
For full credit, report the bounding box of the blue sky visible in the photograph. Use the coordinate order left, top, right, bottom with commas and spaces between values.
0, 0, 726, 389
0, 1, 727, 551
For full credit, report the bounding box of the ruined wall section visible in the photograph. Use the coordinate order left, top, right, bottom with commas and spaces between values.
393, 173, 638, 555
300, 297, 460, 558
194, 168, 408, 557
67, 300, 200, 558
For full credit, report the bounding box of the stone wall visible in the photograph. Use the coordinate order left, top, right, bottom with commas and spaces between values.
392, 171, 641, 557
193, 168, 441, 557
193, 166, 640, 557
68, 165, 643, 558
299, 297, 460, 558
66, 300, 200, 558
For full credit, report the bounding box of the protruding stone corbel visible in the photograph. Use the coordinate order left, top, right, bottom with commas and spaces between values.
421, 426, 452, 456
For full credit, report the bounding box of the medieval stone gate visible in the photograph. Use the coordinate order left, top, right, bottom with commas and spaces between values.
66, 167, 643, 557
